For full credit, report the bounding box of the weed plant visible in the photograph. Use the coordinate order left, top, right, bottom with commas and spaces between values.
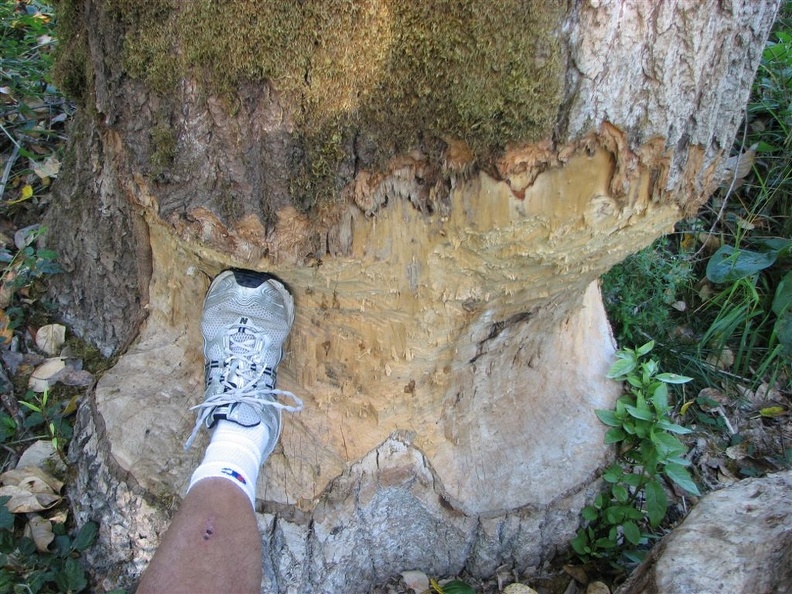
0, 2, 97, 592
571, 343, 698, 568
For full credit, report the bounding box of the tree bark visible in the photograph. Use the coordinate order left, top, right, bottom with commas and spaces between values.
46, 1, 779, 592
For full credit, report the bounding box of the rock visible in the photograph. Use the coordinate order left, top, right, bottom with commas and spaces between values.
504, 584, 539, 594
618, 470, 792, 594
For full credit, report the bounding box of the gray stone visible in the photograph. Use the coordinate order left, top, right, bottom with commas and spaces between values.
618, 471, 792, 594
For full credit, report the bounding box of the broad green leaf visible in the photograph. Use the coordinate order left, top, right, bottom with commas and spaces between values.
760, 406, 787, 418
626, 375, 643, 388
655, 418, 693, 434
72, 521, 98, 552
706, 245, 778, 283
622, 520, 641, 545
604, 506, 625, 525
652, 383, 669, 413
636, 341, 655, 356
582, 506, 598, 521
595, 536, 617, 550
634, 420, 649, 439
652, 432, 687, 459
603, 465, 623, 483
752, 237, 792, 253
571, 531, 590, 556
623, 550, 647, 564
655, 372, 693, 384
625, 404, 654, 421
595, 409, 621, 427
0, 497, 13, 531
645, 479, 667, 527
612, 484, 629, 503
605, 428, 626, 443
774, 310, 792, 353
621, 472, 643, 487
608, 357, 637, 379
624, 506, 645, 521
755, 141, 781, 152
771, 271, 792, 315
64, 557, 88, 592
441, 580, 476, 594
665, 463, 700, 496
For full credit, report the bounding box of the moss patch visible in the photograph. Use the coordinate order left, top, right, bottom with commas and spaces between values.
52, 0, 93, 104
55, 0, 567, 208
150, 123, 177, 170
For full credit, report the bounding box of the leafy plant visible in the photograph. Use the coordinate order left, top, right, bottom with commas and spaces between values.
694, 239, 792, 390
0, 511, 97, 594
571, 342, 699, 566
18, 388, 72, 462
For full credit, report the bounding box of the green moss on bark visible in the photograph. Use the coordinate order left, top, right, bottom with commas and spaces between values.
54, 0, 567, 208
52, 0, 93, 104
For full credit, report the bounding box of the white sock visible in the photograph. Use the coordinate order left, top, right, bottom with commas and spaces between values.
187, 420, 271, 508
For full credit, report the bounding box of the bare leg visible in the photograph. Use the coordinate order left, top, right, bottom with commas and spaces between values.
136, 478, 262, 594
137, 269, 300, 593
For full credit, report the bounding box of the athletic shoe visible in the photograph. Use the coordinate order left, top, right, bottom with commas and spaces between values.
185, 268, 302, 451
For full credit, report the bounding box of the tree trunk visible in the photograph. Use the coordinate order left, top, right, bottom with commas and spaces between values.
46, 1, 779, 591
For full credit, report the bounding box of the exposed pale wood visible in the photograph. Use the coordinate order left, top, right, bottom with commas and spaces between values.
44, 1, 781, 591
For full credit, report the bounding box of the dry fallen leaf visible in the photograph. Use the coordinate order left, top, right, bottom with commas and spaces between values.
26, 514, 54, 552
697, 387, 729, 409
17, 440, 66, 476
0, 270, 17, 309
720, 143, 757, 189
401, 570, 429, 593
28, 357, 66, 392
726, 443, 749, 461
0, 309, 13, 345
563, 564, 589, 584
706, 347, 734, 370
0, 485, 60, 513
34, 323, 66, 356
586, 582, 611, 594
1, 466, 63, 494
31, 155, 61, 180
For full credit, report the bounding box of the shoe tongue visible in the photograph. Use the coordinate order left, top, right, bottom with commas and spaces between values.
229, 329, 256, 356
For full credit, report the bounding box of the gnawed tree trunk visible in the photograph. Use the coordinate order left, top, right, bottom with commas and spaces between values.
47, 1, 778, 591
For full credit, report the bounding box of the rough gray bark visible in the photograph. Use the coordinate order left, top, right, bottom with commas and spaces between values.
45, 1, 780, 592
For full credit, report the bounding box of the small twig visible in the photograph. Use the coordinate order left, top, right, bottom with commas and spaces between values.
715, 405, 737, 435
0, 143, 21, 201
0, 121, 21, 148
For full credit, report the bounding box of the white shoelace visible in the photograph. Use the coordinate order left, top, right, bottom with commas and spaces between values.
184, 324, 303, 449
